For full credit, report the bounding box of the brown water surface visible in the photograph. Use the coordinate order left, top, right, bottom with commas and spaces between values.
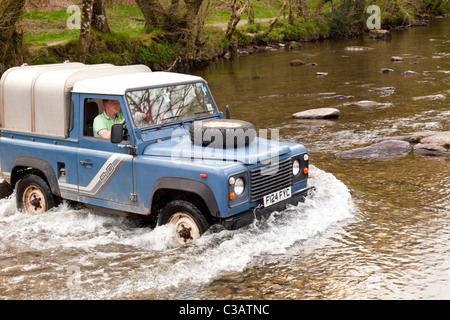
0, 18, 449, 299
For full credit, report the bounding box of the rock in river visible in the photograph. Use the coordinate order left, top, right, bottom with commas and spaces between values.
344, 46, 373, 51
369, 29, 392, 40
292, 108, 340, 119
290, 59, 307, 66
354, 100, 378, 107
379, 68, 394, 73
335, 140, 412, 160
404, 70, 420, 76
413, 131, 450, 157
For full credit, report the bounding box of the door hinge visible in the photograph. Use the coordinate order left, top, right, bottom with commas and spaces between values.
130, 193, 137, 202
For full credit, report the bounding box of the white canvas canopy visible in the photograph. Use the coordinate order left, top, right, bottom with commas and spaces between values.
0, 63, 151, 138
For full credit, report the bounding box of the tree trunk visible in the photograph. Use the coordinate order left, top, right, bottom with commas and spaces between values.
247, 0, 255, 24
0, 0, 26, 72
76, 0, 94, 63
300, 0, 307, 16
224, 0, 250, 41
135, 0, 165, 30
91, 0, 110, 33
183, 0, 204, 45
287, 0, 296, 24
262, 0, 288, 37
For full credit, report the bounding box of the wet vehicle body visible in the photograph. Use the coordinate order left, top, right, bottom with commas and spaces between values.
0, 63, 312, 244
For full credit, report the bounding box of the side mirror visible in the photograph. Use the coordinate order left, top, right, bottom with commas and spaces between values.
110, 123, 123, 144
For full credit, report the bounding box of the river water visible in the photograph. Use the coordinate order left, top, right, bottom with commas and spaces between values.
1, 18, 449, 300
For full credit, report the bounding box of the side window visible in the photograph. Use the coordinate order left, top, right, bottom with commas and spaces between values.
83, 98, 128, 141
83, 98, 103, 137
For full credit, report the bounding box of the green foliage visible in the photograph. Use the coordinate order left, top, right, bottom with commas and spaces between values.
240, 22, 264, 34
421, 0, 450, 14
14, 0, 450, 72
278, 18, 330, 42
326, 0, 366, 37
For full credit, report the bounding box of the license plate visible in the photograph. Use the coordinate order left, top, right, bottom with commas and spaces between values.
263, 187, 291, 207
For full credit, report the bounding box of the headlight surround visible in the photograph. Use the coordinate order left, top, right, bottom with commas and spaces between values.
228, 172, 249, 207
234, 177, 245, 196
292, 153, 309, 185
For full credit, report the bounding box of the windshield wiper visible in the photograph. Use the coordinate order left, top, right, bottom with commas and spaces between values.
155, 115, 182, 130
194, 111, 211, 115
192, 110, 216, 122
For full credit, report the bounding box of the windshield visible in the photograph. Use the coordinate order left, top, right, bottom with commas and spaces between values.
125, 82, 217, 129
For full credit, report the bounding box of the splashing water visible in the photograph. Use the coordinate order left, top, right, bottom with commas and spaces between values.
0, 166, 356, 299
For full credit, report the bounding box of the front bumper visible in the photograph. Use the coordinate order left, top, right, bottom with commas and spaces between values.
221, 186, 315, 230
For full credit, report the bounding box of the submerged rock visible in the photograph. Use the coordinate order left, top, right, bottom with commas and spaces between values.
344, 46, 373, 51
326, 95, 354, 100
290, 59, 307, 66
411, 21, 428, 26
289, 41, 302, 50
354, 100, 378, 107
292, 108, 340, 119
404, 70, 420, 76
375, 131, 437, 144
412, 94, 445, 101
391, 56, 405, 61
335, 140, 412, 160
379, 68, 394, 73
369, 131, 450, 158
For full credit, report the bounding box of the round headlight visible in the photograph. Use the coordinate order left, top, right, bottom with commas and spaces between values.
293, 160, 300, 175
234, 178, 245, 196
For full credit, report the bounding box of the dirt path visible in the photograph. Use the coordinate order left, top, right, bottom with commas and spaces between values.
208, 17, 275, 30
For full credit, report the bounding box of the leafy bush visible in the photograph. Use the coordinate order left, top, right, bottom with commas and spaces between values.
326, 0, 366, 37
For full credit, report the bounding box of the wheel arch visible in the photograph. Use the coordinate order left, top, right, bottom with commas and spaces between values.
11, 157, 60, 197
150, 177, 220, 219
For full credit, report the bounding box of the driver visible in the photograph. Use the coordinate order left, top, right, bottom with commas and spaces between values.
93, 99, 126, 139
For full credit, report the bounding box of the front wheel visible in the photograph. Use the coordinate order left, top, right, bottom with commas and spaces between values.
158, 200, 210, 245
15, 174, 56, 214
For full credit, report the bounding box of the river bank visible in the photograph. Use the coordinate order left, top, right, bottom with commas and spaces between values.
21, 2, 450, 73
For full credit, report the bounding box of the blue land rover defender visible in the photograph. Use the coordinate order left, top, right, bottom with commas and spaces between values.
0, 63, 312, 245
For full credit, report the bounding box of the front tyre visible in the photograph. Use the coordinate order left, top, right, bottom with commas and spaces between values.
158, 200, 210, 245
16, 174, 56, 214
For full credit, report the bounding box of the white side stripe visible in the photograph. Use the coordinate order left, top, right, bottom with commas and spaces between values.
59, 154, 132, 196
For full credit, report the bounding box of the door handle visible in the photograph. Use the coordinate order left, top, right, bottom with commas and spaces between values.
80, 161, 93, 166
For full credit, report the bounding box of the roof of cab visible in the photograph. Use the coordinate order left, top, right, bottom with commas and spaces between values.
71, 71, 205, 95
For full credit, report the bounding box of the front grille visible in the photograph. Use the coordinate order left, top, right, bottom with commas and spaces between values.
249, 157, 292, 202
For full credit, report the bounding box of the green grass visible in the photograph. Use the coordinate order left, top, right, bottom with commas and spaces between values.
22, 5, 146, 45
206, 1, 281, 24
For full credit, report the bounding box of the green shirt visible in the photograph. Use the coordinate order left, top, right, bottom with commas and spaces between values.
93, 111, 124, 138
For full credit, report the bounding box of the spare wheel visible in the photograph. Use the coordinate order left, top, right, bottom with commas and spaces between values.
189, 119, 256, 148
